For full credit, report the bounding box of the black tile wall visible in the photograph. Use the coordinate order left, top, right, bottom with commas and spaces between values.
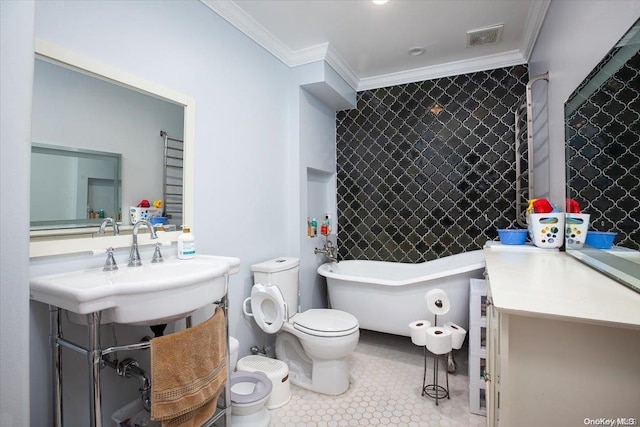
566, 48, 640, 250
336, 65, 529, 262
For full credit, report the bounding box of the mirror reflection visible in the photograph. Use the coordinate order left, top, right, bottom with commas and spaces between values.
31, 144, 121, 228
565, 18, 640, 291
31, 58, 184, 233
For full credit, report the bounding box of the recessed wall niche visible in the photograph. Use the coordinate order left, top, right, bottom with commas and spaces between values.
307, 168, 336, 237
336, 65, 529, 262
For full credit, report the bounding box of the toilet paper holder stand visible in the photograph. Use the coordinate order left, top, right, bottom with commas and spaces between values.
421, 313, 451, 405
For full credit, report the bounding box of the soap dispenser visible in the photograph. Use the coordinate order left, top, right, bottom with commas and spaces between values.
177, 226, 195, 259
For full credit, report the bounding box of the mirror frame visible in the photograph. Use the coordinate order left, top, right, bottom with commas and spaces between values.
29, 39, 195, 258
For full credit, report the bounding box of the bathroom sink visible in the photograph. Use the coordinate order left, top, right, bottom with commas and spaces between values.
30, 255, 240, 325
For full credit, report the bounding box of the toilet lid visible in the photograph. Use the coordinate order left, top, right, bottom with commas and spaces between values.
293, 309, 359, 337
251, 283, 287, 334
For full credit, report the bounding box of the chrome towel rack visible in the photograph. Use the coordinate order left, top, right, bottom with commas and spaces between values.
515, 72, 549, 227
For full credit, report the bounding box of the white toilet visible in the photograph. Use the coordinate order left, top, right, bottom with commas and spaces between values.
228, 337, 272, 427
244, 257, 360, 396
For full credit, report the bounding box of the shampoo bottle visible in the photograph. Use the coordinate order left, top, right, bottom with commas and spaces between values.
177, 226, 195, 259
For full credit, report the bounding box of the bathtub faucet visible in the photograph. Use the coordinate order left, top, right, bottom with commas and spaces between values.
314, 240, 338, 263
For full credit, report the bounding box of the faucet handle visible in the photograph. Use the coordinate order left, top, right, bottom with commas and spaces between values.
103, 247, 118, 271
152, 242, 164, 263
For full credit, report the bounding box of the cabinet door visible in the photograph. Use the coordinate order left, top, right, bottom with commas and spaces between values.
486, 285, 498, 426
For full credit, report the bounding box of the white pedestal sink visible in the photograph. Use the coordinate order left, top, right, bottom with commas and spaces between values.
30, 255, 240, 325
32, 254, 240, 427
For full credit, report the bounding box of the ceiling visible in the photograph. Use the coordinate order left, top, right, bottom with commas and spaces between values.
202, 0, 550, 91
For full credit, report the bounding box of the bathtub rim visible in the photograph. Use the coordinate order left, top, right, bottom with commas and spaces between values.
317, 249, 485, 287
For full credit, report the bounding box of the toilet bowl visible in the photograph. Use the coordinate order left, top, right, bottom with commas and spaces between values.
245, 258, 360, 396
227, 337, 272, 427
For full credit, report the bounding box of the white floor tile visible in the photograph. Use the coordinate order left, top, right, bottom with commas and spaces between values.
268, 330, 486, 427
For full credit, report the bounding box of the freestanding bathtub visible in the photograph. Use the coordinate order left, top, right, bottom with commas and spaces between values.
317, 250, 485, 336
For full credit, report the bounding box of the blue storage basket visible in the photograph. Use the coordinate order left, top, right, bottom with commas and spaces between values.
585, 231, 617, 249
497, 229, 528, 245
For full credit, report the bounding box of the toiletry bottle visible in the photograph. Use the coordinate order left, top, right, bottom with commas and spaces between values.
311, 218, 318, 237
324, 214, 331, 235
307, 217, 313, 237
177, 226, 195, 259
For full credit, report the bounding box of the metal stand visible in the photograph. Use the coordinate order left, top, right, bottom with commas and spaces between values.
48, 293, 232, 427
421, 347, 450, 405
420, 313, 450, 406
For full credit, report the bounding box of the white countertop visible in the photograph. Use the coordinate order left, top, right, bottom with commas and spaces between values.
483, 246, 640, 329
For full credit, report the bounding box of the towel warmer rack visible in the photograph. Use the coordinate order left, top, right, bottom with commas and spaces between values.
160, 130, 184, 225
49, 293, 232, 427
515, 72, 549, 227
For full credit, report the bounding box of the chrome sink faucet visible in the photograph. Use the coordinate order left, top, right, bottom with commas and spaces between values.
98, 217, 120, 236
129, 220, 158, 267
98, 218, 120, 271
314, 240, 338, 263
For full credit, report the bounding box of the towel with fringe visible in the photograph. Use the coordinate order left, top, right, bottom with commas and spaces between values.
150, 308, 227, 427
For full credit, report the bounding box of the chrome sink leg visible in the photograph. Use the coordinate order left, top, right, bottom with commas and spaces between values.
49, 306, 63, 427
87, 312, 103, 427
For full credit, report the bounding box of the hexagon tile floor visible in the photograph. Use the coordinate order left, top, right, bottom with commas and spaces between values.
268, 329, 486, 427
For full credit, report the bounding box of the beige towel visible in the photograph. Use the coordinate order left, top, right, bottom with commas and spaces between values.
150, 309, 227, 427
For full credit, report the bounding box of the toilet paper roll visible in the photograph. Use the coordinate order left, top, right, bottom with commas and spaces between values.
426, 327, 452, 355
425, 289, 450, 316
444, 321, 467, 350
408, 320, 432, 346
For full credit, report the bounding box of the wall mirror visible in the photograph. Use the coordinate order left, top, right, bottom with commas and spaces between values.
565, 18, 640, 292
30, 39, 195, 258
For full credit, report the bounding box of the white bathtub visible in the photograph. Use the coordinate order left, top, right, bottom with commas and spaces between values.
317, 250, 485, 336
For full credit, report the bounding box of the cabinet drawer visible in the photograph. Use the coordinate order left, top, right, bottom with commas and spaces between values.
468, 380, 487, 416
470, 322, 487, 354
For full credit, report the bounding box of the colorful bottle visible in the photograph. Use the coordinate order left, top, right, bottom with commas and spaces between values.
311, 218, 318, 237
177, 226, 195, 259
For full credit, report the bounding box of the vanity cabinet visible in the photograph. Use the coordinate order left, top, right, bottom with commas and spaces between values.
483, 247, 640, 427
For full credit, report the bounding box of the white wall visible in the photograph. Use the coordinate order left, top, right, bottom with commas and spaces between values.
0, 1, 34, 426
528, 0, 640, 207
11, 1, 353, 426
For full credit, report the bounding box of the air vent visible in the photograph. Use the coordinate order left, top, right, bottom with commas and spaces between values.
467, 24, 504, 47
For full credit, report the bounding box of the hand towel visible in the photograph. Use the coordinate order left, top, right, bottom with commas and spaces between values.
150, 308, 227, 427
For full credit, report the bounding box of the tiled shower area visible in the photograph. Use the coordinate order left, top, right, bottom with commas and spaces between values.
336, 65, 528, 262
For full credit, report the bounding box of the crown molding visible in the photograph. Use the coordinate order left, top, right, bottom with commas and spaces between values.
324, 44, 360, 91
201, 0, 295, 66
202, 0, 546, 93
357, 50, 527, 91
521, 0, 551, 61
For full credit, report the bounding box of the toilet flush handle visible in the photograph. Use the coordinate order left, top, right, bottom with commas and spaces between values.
242, 297, 253, 317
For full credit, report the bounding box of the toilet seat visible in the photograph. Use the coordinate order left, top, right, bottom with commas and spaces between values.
292, 309, 359, 337
230, 371, 273, 405
244, 283, 288, 334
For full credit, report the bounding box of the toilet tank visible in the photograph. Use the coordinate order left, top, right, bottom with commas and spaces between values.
251, 257, 300, 318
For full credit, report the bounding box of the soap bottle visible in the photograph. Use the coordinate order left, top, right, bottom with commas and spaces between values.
311, 218, 318, 237
324, 214, 331, 235
177, 226, 195, 259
